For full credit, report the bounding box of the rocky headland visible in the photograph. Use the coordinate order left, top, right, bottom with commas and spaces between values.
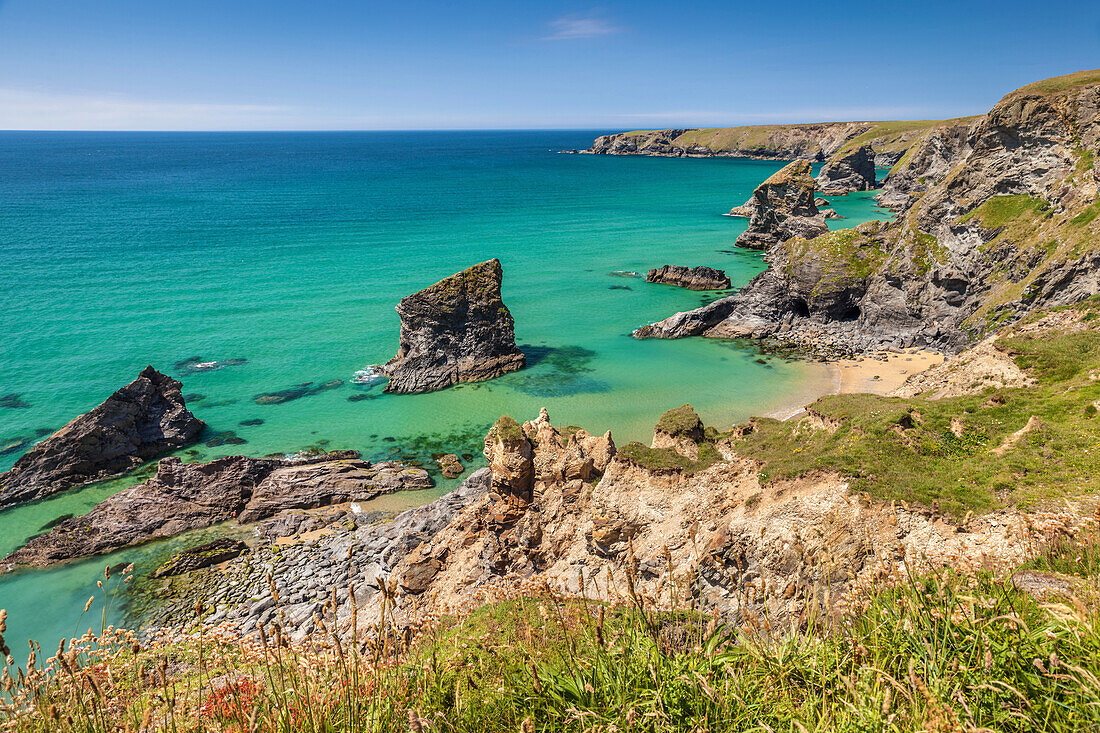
582, 121, 934, 161
383, 258, 526, 394
645, 264, 731, 290
0, 367, 204, 509
2, 452, 431, 568
733, 160, 828, 251
636, 70, 1100, 355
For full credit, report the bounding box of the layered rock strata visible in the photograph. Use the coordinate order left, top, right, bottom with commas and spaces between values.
734, 160, 828, 251
637, 71, 1100, 354
816, 144, 876, 193
384, 259, 526, 394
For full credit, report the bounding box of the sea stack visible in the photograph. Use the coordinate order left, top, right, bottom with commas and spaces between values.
735, 160, 828, 250
384, 259, 526, 394
816, 144, 876, 193
0, 366, 205, 509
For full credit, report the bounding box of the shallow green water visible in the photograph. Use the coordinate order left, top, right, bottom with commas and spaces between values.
0, 131, 893, 655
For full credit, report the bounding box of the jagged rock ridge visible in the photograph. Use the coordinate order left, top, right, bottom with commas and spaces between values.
816, 144, 876, 193
0, 367, 205, 509
384, 259, 526, 394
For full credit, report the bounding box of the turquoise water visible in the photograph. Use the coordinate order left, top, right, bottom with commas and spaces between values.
0, 131, 892, 656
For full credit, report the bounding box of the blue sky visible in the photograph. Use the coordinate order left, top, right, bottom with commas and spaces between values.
0, 0, 1098, 130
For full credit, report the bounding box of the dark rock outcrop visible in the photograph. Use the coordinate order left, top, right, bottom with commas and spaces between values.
735, 160, 828, 250
152, 539, 249, 578
0, 367, 205, 509
816, 144, 876, 193
383, 259, 526, 394
645, 265, 731, 290
2, 452, 431, 568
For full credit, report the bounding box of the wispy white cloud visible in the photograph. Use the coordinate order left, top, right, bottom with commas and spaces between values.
0, 88, 293, 130
542, 12, 622, 40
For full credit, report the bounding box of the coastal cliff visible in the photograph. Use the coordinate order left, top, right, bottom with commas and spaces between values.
582, 119, 972, 163
637, 70, 1100, 354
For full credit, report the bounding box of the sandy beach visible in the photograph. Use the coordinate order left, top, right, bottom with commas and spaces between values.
770, 349, 945, 421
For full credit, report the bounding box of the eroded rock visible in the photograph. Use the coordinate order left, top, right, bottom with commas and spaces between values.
734, 160, 828, 251
384, 259, 526, 394
0, 367, 205, 509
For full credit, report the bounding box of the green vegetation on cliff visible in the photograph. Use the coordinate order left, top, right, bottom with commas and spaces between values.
738, 305, 1100, 515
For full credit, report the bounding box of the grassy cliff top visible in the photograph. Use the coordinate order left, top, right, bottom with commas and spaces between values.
1003, 69, 1100, 100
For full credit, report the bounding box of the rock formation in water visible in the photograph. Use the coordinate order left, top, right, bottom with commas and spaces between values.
734, 160, 828, 250
816, 144, 876, 193
2, 452, 431, 568
383, 259, 526, 394
637, 70, 1100, 355
0, 367, 205, 509
645, 265, 731, 290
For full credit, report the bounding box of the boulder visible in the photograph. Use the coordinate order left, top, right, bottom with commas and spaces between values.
436, 453, 465, 478
0, 367, 205, 509
2, 452, 432, 568
383, 259, 526, 394
816, 144, 876, 193
646, 265, 731, 291
735, 161, 828, 250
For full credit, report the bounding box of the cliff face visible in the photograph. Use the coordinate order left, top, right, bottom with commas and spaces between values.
384, 259, 526, 394
816, 144, 876, 193
586, 123, 874, 160
0, 367, 205, 509
636, 70, 1100, 354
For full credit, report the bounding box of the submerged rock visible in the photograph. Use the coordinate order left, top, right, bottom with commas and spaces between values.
0, 394, 30, 409
734, 160, 828, 251
152, 538, 249, 578
384, 259, 526, 394
645, 265, 731, 291
816, 144, 876, 193
2, 451, 431, 568
436, 453, 465, 478
0, 367, 205, 509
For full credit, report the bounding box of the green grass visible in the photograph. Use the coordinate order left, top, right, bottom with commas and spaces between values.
959, 194, 1052, 230
781, 224, 888, 297
1006, 69, 1100, 99
618, 441, 722, 475
5, 564, 1100, 732
735, 317, 1100, 515
654, 404, 703, 436
489, 415, 525, 442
